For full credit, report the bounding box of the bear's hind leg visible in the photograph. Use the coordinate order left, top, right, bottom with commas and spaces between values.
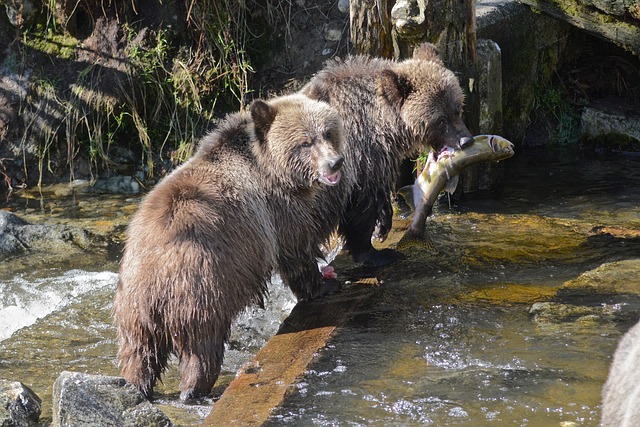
118, 337, 169, 399
178, 339, 225, 401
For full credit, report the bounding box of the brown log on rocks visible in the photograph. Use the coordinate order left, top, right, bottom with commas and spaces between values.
202, 282, 378, 426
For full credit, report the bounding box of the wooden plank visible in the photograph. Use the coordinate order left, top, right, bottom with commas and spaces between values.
202, 281, 378, 426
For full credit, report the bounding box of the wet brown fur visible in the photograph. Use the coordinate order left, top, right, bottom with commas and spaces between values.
301, 43, 471, 267
601, 319, 640, 426
114, 94, 344, 401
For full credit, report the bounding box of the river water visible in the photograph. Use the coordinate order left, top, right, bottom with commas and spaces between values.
1, 152, 639, 426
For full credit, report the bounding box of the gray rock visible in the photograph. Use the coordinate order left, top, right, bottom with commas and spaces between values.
4, 0, 37, 27
337, 0, 349, 14
559, 259, 640, 297
477, 39, 503, 135
391, 0, 426, 41
0, 211, 28, 256
516, 0, 640, 56
581, 99, 640, 147
529, 301, 623, 324
0, 211, 99, 260
92, 176, 140, 195
0, 379, 41, 426
531, 259, 640, 325
323, 21, 344, 42
52, 372, 174, 427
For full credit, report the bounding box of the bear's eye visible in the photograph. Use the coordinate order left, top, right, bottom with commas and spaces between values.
300, 138, 314, 148
437, 117, 447, 128
323, 130, 332, 141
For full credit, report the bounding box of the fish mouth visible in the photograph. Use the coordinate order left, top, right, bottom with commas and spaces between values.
319, 171, 341, 186
432, 145, 457, 161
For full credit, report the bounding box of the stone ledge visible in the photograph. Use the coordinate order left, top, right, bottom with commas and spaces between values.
581, 99, 640, 144
516, 0, 640, 57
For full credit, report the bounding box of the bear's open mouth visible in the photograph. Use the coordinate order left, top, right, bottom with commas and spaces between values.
319, 171, 341, 186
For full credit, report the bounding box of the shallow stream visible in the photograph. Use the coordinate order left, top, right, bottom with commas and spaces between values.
1, 152, 639, 426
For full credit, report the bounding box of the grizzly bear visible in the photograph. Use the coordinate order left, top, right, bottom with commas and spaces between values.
601, 319, 640, 426
301, 43, 473, 266
113, 94, 344, 401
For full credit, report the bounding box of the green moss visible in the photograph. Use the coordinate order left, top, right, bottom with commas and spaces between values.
24, 28, 78, 60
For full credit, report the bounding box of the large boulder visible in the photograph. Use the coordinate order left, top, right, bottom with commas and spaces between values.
0, 380, 41, 426
52, 371, 174, 427
0, 211, 106, 260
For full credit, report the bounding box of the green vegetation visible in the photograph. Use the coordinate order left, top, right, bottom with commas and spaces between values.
534, 85, 583, 147
8, 0, 257, 185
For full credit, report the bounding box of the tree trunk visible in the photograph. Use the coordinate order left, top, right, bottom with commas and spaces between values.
349, 0, 395, 58
391, 0, 479, 133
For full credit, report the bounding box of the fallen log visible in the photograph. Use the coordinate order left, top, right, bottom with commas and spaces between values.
202, 280, 379, 426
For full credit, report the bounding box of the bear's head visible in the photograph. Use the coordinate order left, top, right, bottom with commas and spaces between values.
377, 43, 473, 159
250, 94, 345, 190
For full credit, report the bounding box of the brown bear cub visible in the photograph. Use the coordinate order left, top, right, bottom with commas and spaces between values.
114, 94, 344, 401
302, 43, 473, 267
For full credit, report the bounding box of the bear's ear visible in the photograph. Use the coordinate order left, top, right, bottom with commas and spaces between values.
302, 81, 330, 104
413, 43, 443, 64
250, 99, 277, 144
378, 69, 413, 110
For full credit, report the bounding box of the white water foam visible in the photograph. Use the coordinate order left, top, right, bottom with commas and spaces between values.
0, 270, 118, 342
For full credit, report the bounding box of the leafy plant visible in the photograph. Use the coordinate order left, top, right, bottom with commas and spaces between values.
534, 86, 582, 146
10, 0, 259, 187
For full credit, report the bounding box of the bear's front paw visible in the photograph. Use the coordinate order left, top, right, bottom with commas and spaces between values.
180, 387, 211, 402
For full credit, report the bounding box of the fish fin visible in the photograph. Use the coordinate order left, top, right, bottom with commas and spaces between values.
444, 175, 459, 195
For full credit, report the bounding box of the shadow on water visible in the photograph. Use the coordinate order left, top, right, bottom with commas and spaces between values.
0, 152, 639, 425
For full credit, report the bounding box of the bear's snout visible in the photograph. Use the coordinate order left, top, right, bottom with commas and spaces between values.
329, 156, 345, 172
319, 154, 344, 186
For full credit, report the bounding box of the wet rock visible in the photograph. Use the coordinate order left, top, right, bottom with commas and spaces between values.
52, 372, 174, 427
0, 379, 41, 426
530, 259, 640, 325
0, 211, 103, 260
48, 180, 92, 197
581, 99, 640, 151
529, 301, 624, 324
92, 176, 140, 195
559, 259, 640, 297
0, 211, 28, 256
